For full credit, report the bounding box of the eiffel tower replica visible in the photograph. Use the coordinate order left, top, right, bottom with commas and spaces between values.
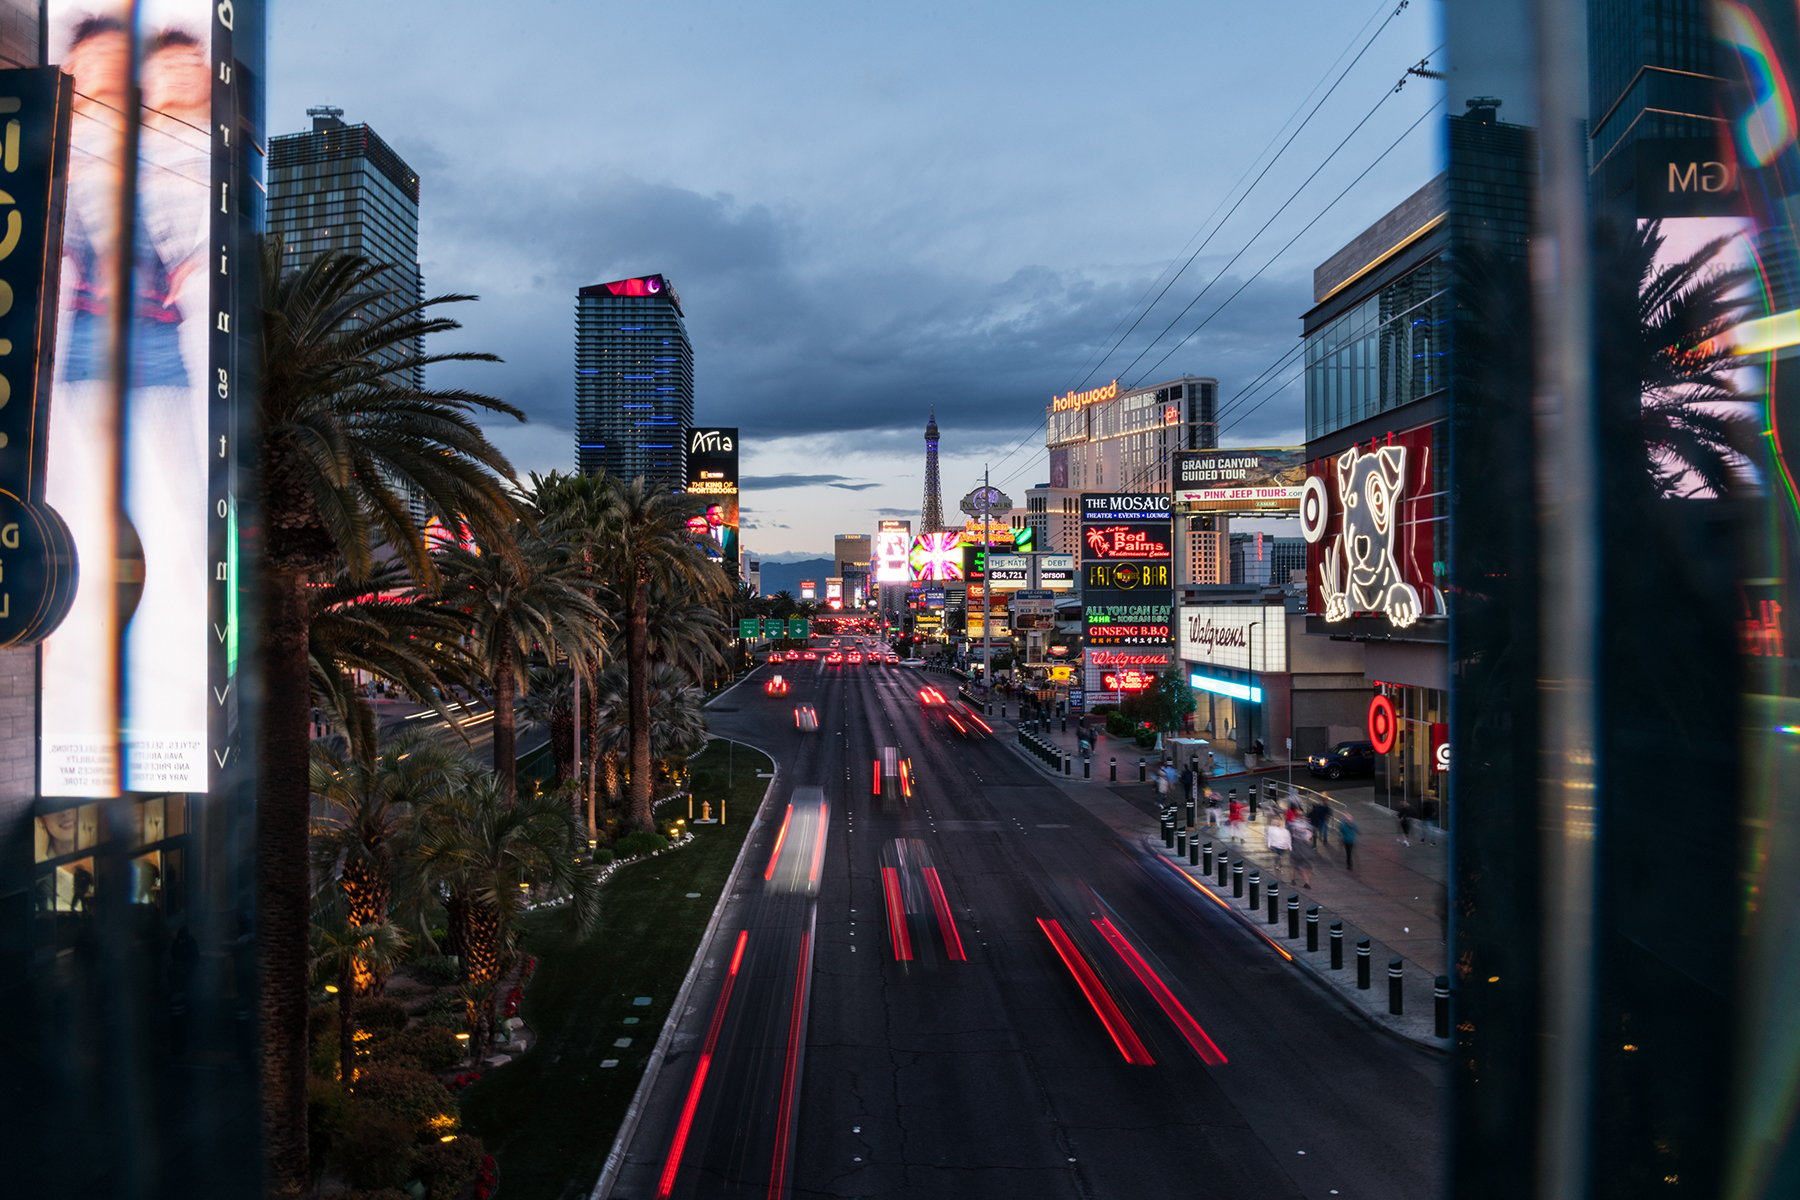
920, 408, 945, 533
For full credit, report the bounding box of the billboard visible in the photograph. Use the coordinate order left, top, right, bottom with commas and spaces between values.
1040, 553, 1076, 590
909, 531, 964, 581
1303, 427, 1445, 630
1081, 493, 1173, 693
799, 579, 816, 599
986, 554, 1029, 590
1173, 448, 1306, 513
873, 527, 911, 582
685, 427, 739, 570
39, 2, 249, 796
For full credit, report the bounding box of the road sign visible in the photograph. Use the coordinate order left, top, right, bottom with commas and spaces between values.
788, 617, 810, 638
1068, 688, 1085, 711
738, 618, 759, 639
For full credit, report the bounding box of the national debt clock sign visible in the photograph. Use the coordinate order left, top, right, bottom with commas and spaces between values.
1080, 493, 1174, 697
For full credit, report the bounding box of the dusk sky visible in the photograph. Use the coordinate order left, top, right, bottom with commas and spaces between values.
270, 1, 1442, 560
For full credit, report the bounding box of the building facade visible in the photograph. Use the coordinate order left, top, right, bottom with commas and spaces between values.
1300, 172, 1450, 815
269, 107, 423, 382
1230, 533, 1306, 586
575, 274, 694, 487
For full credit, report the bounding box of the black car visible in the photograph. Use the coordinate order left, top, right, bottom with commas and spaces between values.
1307, 740, 1377, 780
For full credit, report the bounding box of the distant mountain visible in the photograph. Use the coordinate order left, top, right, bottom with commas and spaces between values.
755, 558, 836, 600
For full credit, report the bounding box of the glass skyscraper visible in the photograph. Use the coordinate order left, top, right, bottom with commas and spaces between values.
575, 275, 694, 487
268, 107, 423, 386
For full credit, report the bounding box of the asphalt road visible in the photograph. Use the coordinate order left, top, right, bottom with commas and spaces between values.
605, 651, 1447, 1200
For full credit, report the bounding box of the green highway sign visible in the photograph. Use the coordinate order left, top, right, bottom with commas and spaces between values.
738, 618, 760, 639
788, 617, 810, 638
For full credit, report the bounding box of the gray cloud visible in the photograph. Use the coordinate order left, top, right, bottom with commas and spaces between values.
742, 473, 866, 490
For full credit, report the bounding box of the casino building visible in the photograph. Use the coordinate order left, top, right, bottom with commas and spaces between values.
575, 274, 695, 487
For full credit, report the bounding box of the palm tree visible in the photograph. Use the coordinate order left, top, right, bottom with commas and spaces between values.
645, 588, 732, 687
307, 562, 486, 764
1620, 218, 1759, 497
515, 662, 578, 786
587, 660, 710, 811
256, 237, 521, 1197
310, 911, 409, 1085
592, 476, 730, 832
309, 732, 470, 993
409, 772, 601, 1058
434, 509, 608, 803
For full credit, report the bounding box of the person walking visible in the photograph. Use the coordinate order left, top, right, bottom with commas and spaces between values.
1290, 818, 1315, 888
1227, 798, 1247, 843
1397, 800, 1414, 846
1339, 813, 1359, 871
1308, 799, 1331, 848
1205, 790, 1222, 830
1264, 818, 1291, 870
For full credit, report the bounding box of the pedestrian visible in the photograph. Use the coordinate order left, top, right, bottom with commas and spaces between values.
1180, 764, 1196, 804
1264, 818, 1290, 870
1339, 813, 1359, 871
1308, 800, 1331, 847
1290, 818, 1315, 888
1205, 791, 1222, 830
1157, 770, 1171, 801
1397, 799, 1414, 846
1227, 798, 1247, 843
1206, 751, 1216, 775
1285, 800, 1304, 828
1422, 797, 1441, 845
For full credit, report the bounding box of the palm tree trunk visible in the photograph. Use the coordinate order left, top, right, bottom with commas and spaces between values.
337, 956, 356, 1085
628, 582, 654, 832
257, 566, 315, 1198
493, 636, 517, 805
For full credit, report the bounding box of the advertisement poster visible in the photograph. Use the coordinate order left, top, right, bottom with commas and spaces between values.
1173, 447, 1305, 512
1080, 493, 1174, 696
685, 427, 739, 570
40, 1, 230, 796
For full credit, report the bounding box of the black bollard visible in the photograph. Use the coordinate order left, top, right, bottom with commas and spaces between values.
1330, 922, 1344, 970
1389, 959, 1404, 1015
1356, 939, 1372, 990
1232, 860, 1244, 897
1287, 893, 1301, 939
1266, 880, 1280, 924
1186, 798, 1196, 827
1064, 756, 1072, 776
1217, 851, 1229, 887
1164, 819, 1175, 849
1202, 841, 1214, 873
1265, 779, 1278, 807
1176, 828, 1187, 855
1110, 757, 1117, 782
1083, 757, 1090, 780
1061, 716, 1067, 732
1306, 905, 1319, 952
1247, 869, 1261, 910
1189, 834, 1200, 866
1435, 976, 1450, 1038
1139, 759, 1146, 783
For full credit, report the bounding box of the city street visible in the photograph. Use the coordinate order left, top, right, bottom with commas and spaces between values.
603, 652, 1446, 1200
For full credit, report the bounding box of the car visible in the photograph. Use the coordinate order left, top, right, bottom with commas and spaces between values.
899, 658, 926, 668
885, 654, 900, 664
802, 650, 819, 661
765, 675, 788, 696
767, 651, 785, 664
826, 651, 844, 664
917, 686, 948, 706
847, 651, 863, 664
794, 706, 819, 731
1307, 740, 1377, 780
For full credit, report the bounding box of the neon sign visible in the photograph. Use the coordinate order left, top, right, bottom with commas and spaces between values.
1104, 670, 1155, 692
1308, 443, 1442, 628
1083, 525, 1171, 559
1050, 379, 1119, 412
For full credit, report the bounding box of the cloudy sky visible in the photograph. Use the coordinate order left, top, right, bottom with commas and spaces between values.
270, 0, 1443, 559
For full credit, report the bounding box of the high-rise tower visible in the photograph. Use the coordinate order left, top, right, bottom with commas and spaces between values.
269, 107, 423, 383
575, 274, 694, 487
920, 408, 944, 533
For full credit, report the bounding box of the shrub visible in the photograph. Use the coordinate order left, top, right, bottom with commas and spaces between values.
310, 1031, 342, 1082
307, 1003, 337, 1046
408, 955, 463, 987
1105, 712, 1131, 737
330, 1099, 414, 1190
341, 1190, 411, 1200
354, 996, 409, 1035
1134, 728, 1158, 748
352, 1064, 457, 1132
614, 830, 668, 859
412, 1132, 486, 1200
589, 847, 614, 866
372, 1025, 463, 1072
415, 1007, 468, 1032
306, 1074, 353, 1170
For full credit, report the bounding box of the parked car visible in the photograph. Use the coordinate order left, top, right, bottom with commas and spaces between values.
1307, 740, 1376, 780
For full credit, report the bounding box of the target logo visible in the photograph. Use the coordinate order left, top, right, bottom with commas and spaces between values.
1367, 694, 1397, 754
1300, 475, 1330, 544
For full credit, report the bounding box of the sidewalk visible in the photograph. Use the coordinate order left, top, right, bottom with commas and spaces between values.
982, 699, 1450, 1050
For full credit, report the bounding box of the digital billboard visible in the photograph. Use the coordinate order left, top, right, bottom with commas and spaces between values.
1173, 448, 1306, 513
1302, 428, 1445, 631
1081, 493, 1173, 696
986, 554, 1029, 590
909, 531, 964, 581
685, 427, 739, 570
39, 1, 248, 796
874, 527, 911, 582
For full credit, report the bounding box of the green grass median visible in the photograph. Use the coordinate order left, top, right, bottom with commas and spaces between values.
459, 738, 771, 1199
